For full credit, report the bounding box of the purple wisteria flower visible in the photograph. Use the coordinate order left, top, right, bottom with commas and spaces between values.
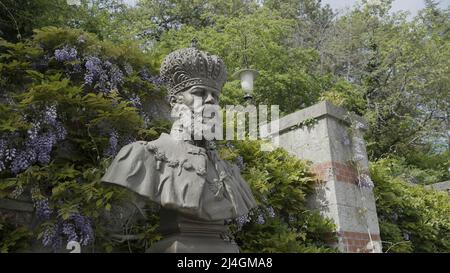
129, 95, 142, 108
0, 137, 17, 169
257, 214, 266, 225
103, 130, 119, 157
139, 68, 151, 82
54, 46, 82, 77
54, 46, 78, 62
62, 222, 78, 242
150, 76, 163, 85
84, 56, 124, 94
236, 213, 250, 231
84, 56, 103, 86
139, 69, 163, 85
41, 213, 94, 250
124, 64, 133, 75
35, 199, 53, 220
104, 61, 124, 91
358, 173, 374, 189
235, 155, 245, 170
42, 223, 63, 250
0, 139, 9, 172
0, 139, 6, 155
5, 105, 66, 174
10, 149, 36, 174
267, 206, 276, 218
69, 213, 94, 246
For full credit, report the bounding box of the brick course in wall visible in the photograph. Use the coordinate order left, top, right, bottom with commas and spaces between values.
339, 231, 381, 253
312, 161, 381, 253
311, 161, 370, 185
325, 231, 381, 253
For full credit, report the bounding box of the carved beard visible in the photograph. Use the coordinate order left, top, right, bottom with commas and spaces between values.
171, 103, 217, 141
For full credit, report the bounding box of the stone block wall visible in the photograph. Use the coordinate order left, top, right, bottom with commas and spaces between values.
261, 101, 382, 253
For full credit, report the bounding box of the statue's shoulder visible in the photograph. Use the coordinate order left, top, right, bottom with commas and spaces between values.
146, 133, 179, 150
101, 134, 181, 192
145, 133, 184, 157
109, 133, 177, 164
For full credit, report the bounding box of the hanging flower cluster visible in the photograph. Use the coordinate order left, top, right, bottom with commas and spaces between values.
235, 206, 277, 231
41, 213, 94, 250
0, 105, 67, 174
84, 56, 124, 94
0, 27, 169, 253
54, 46, 78, 62
103, 130, 119, 158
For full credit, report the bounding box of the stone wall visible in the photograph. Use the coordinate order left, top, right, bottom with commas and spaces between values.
0, 198, 53, 252
261, 101, 382, 253
426, 181, 450, 194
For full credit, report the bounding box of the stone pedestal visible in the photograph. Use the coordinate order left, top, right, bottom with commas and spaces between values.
147, 209, 239, 253
260, 101, 382, 253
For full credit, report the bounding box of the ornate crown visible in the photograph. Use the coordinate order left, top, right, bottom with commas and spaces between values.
160, 47, 227, 97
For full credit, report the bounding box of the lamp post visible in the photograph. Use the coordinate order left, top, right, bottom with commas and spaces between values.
232, 69, 259, 102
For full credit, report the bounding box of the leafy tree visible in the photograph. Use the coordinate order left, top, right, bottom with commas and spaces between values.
0, 0, 73, 41
135, 0, 260, 40
264, 0, 336, 58
320, 1, 450, 162
0, 0, 135, 42
150, 7, 329, 113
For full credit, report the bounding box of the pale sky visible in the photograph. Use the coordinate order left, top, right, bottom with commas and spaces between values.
321, 0, 449, 16
124, 0, 137, 6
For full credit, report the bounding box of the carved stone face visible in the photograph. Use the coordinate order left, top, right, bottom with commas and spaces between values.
173, 85, 219, 109
170, 85, 221, 141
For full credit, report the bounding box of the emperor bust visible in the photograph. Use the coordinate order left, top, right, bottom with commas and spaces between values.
101, 46, 257, 230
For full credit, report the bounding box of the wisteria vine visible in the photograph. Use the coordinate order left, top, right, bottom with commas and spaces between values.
0, 105, 67, 174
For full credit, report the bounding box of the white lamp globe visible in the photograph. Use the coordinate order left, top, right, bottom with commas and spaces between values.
232, 69, 259, 100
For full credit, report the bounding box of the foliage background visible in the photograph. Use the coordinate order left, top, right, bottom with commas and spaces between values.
0, 0, 449, 252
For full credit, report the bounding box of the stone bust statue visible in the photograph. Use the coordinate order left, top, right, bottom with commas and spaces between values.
101, 46, 257, 252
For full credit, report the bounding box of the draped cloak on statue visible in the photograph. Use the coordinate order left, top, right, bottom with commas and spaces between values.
101, 133, 257, 221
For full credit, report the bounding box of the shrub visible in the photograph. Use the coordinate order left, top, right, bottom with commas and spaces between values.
0, 27, 168, 252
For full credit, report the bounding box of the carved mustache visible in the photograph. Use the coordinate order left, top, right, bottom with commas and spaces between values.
172, 103, 219, 123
